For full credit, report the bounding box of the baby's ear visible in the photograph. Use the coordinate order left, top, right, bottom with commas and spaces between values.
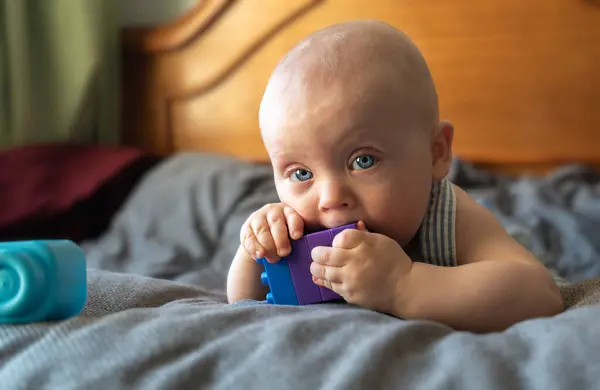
431, 120, 454, 181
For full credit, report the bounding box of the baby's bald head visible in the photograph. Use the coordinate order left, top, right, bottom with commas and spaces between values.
259, 20, 439, 139
258, 21, 453, 240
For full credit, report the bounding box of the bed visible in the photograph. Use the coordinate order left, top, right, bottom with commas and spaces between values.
1, 0, 600, 389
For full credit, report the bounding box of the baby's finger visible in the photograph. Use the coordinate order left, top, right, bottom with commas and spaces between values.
267, 209, 291, 257
312, 275, 343, 294
310, 262, 344, 283
241, 228, 265, 259
251, 216, 280, 262
283, 206, 304, 240
310, 246, 347, 267
332, 228, 365, 249
356, 220, 368, 231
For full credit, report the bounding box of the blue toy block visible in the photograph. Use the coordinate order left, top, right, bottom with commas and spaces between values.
257, 257, 298, 305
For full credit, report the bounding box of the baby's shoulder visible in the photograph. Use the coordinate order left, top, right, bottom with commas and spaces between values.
451, 181, 500, 232
450, 182, 525, 265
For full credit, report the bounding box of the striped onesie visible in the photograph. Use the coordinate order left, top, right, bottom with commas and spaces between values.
417, 177, 458, 267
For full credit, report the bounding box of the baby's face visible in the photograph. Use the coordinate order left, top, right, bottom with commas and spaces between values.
261, 78, 445, 246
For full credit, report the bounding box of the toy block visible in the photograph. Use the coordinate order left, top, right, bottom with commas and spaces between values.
287, 238, 321, 304
258, 222, 357, 305
258, 257, 298, 305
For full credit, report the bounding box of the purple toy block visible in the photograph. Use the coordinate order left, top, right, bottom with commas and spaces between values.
305, 229, 341, 301
287, 238, 322, 304
259, 222, 358, 305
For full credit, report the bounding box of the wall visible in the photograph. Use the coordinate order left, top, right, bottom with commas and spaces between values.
119, 0, 199, 27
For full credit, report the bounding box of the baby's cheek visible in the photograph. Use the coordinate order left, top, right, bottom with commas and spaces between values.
365, 184, 427, 243
277, 188, 320, 227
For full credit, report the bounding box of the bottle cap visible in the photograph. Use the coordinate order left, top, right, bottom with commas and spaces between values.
0, 252, 47, 318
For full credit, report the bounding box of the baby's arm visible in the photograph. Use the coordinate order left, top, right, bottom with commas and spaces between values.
397, 185, 564, 333
226, 245, 268, 303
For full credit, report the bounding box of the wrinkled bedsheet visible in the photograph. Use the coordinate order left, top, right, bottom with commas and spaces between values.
1, 153, 600, 390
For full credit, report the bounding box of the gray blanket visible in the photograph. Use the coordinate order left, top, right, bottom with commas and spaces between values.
1, 153, 600, 390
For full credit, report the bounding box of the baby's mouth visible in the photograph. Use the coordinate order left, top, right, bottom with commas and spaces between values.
303, 224, 327, 235
303, 220, 360, 235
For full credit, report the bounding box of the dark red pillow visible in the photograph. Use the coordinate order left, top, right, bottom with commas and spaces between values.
0, 143, 162, 242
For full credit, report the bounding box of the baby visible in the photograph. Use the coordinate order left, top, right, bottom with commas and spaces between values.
226, 20, 564, 333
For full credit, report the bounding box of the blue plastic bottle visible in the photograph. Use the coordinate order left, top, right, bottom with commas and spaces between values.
0, 240, 87, 324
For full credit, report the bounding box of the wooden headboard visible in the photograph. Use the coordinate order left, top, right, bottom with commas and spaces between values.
121, 0, 600, 173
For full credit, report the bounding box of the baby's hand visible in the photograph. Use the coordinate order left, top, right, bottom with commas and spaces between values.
240, 203, 304, 263
309, 221, 412, 314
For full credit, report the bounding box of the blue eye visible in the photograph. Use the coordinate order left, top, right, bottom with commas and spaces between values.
351, 155, 377, 170
291, 169, 313, 182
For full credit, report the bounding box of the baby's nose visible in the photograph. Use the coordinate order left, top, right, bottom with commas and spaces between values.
318, 181, 353, 212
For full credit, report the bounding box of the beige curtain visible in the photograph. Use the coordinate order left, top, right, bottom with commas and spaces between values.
0, 0, 119, 148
